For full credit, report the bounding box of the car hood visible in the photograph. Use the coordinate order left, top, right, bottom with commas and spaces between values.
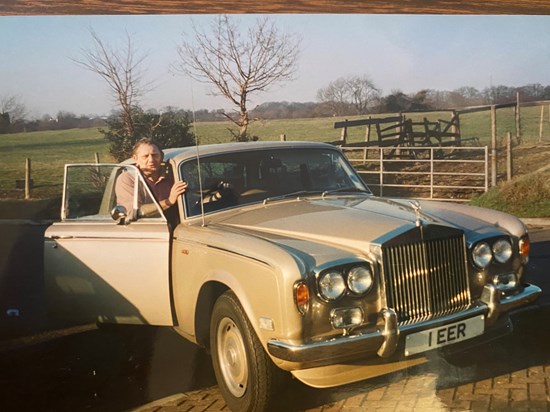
211, 196, 524, 255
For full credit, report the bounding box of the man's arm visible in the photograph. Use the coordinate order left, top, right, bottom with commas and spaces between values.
114, 170, 135, 214
159, 180, 188, 210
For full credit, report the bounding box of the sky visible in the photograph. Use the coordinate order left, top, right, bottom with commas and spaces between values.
2, 14, 550, 119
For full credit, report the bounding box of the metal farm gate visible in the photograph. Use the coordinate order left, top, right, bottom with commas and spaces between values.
343, 145, 489, 201
332, 115, 488, 201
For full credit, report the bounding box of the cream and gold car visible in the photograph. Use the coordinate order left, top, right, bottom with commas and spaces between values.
45, 141, 541, 412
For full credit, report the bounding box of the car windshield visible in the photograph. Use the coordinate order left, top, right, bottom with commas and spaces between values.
180, 147, 370, 217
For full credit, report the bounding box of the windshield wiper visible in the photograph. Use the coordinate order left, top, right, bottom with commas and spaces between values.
321, 187, 372, 197
262, 188, 370, 204
263, 190, 324, 204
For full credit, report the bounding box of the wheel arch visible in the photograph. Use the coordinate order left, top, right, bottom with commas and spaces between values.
194, 280, 229, 349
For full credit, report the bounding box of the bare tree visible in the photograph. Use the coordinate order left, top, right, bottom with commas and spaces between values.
346, 75, 380, 114
176, 15, 301, 141
316, 77, 349, 116
317, 75, 380, 116
73, 29, 151, 139
0, 94, 27, 122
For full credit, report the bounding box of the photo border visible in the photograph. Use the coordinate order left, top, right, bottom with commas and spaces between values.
2, 0, 550, 15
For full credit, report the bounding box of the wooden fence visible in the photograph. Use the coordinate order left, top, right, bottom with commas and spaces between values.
331, 112, 478, 156
330, 97, 550, 189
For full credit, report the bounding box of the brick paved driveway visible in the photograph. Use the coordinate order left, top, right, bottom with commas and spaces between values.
134, 307, 550, 412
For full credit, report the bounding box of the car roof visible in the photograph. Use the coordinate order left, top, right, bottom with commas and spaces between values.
162, 141, 339, 164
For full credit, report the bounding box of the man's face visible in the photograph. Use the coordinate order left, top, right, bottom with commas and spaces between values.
133, 143, 163, 175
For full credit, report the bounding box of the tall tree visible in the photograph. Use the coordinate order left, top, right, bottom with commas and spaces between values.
74, 30, 194, 161
176, 15, 301, 141
73, 29, 151, 141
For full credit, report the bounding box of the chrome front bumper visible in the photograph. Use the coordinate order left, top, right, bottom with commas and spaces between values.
267, 283, 541, 367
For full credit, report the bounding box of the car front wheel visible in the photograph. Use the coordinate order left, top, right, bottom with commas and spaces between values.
210, 291, 284, 412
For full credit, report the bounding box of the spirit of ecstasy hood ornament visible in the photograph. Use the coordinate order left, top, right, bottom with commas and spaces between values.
410, 200, 422, 227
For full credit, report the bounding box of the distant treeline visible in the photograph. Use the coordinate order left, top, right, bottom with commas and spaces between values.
3, 83, 550, 134
249, 83, 550, 120
3, 111, 108, 134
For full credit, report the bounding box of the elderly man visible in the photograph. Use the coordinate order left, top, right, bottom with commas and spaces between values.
115, 138, 187, 218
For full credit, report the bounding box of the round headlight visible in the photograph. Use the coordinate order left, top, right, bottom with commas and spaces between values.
492, 238, 513, 264
347, 265, 374, 295
473, 242, 492, 268
318, 270, 346, 301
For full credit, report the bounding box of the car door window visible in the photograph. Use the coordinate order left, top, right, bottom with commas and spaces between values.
63, 164, 164, 222
181, 159, 243, 217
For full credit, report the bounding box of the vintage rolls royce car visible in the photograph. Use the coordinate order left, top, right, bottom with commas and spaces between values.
44, 141, 541, 411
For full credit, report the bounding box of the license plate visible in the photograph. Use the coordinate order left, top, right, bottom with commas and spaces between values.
405, 315, 485, 356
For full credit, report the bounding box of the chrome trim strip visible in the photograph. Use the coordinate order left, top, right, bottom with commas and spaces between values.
205, 244, 272, 267
172, 236, 273, 267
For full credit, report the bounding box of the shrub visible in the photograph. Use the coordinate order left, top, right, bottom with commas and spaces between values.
102, 107, 195, 161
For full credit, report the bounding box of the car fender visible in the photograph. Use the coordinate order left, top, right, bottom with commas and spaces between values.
171, 224, 306, 350
414, 200, 528, 238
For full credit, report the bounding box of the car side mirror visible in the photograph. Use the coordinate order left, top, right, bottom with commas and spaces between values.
111, 205, 128, 224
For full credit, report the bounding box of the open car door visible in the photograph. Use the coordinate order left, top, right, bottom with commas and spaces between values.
44, 164, 175, 326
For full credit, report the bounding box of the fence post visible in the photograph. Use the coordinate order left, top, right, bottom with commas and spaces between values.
484, 146, 489, 193
430, 148, 434, 199
94, 152, 101, 174
539, 105, 545, 143
340, 120, 348, 145
515, 92, 522, 145
491, 105, 497, 187
363, 116, 371, 162
506, 132, 513, 181
451, 110, 460, 143
25, 158, 31, 200
379, 148, 384, 197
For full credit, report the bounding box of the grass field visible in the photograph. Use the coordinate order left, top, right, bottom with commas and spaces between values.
1, 128, 112, 199
1, 105, 550, 204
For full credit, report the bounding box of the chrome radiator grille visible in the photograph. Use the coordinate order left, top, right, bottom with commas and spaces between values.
382, 234, 471, 325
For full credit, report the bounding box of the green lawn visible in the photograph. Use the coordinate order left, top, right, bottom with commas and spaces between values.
195, 115, 355, 143
0, 128, 112, 199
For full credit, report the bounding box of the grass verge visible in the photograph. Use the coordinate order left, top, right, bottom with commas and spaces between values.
470, 170, 550, 217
